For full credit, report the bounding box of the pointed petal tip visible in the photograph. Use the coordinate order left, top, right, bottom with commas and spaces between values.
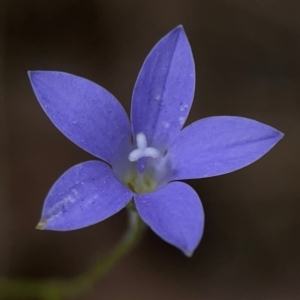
273, 129, 284, 144
36, 220, 47, 230
27, 70, 33, 78
27, 70, 39, 81
183, 249, 194, 258
279, 131, 285, 139
171, 24, 185, 35
28, 70, 50, 80
27, 70, 39, 75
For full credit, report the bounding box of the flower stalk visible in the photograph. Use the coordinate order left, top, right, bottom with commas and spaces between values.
0, 209, 145, 300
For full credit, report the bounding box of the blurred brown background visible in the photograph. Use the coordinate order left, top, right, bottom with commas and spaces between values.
0, 0, 299, 299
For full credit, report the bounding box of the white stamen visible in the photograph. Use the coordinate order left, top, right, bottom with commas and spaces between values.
144, 147, 160, 159
128, 149, 144, 161
128, 132, 160, 162
136, 132, 147, 149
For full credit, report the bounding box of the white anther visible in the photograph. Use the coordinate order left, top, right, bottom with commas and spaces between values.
128, 132, 160, 162
128, 149, 144, 161
143, 147, 160, 158
136, 132, 147, 149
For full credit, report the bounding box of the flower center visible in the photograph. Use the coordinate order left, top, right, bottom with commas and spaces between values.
121, 133, 170, 194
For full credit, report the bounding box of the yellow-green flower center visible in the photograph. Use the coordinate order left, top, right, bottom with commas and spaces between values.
123, 170, 157, 194
113, 132, 171, 195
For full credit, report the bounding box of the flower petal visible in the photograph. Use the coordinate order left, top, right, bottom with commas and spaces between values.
169, 116, 284, 180
134, 182, 204, 256
37, 161, 133, 231
28, 71, 131, 164
131, 25, 195, 150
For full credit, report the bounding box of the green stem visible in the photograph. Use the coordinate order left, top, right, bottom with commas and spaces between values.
0, 210, 146, 299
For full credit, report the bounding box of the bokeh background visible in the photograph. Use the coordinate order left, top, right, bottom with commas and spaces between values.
0, 0, 299, 299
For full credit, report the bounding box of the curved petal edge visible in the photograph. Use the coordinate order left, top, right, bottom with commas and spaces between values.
134, 182, 204, 256
131, 25, 195, 150
37, 161, 133, 231
28, 71, 131, 163
169, 116, 284, 180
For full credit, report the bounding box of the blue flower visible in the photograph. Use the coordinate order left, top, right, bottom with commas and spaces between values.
28, 25, 283, 256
